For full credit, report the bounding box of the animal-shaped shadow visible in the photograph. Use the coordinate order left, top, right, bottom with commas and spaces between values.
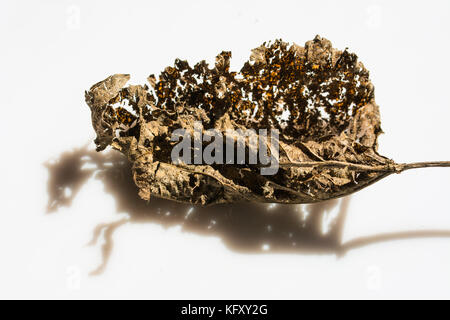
45, 145, 450, 275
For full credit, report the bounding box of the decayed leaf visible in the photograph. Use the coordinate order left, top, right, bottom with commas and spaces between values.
85, 35, 450, 206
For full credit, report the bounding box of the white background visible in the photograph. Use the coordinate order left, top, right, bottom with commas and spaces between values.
1, 0, 450, 299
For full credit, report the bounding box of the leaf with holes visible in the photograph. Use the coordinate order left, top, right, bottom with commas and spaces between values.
85, 35, 450, 206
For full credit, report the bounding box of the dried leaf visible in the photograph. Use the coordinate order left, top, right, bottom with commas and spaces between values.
85, 35, 450, 206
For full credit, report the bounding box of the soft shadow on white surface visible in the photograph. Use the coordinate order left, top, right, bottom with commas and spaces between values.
45, 145, 450, 276
2, 0, 450, 299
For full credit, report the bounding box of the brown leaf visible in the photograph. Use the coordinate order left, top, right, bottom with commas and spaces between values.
84, 36, 450, 206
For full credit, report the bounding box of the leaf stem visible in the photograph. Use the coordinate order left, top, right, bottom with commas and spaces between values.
278, 160, 450, 173
398, 161, 450, 172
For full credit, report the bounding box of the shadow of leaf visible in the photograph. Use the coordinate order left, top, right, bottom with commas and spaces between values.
44, 145, 450, 275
